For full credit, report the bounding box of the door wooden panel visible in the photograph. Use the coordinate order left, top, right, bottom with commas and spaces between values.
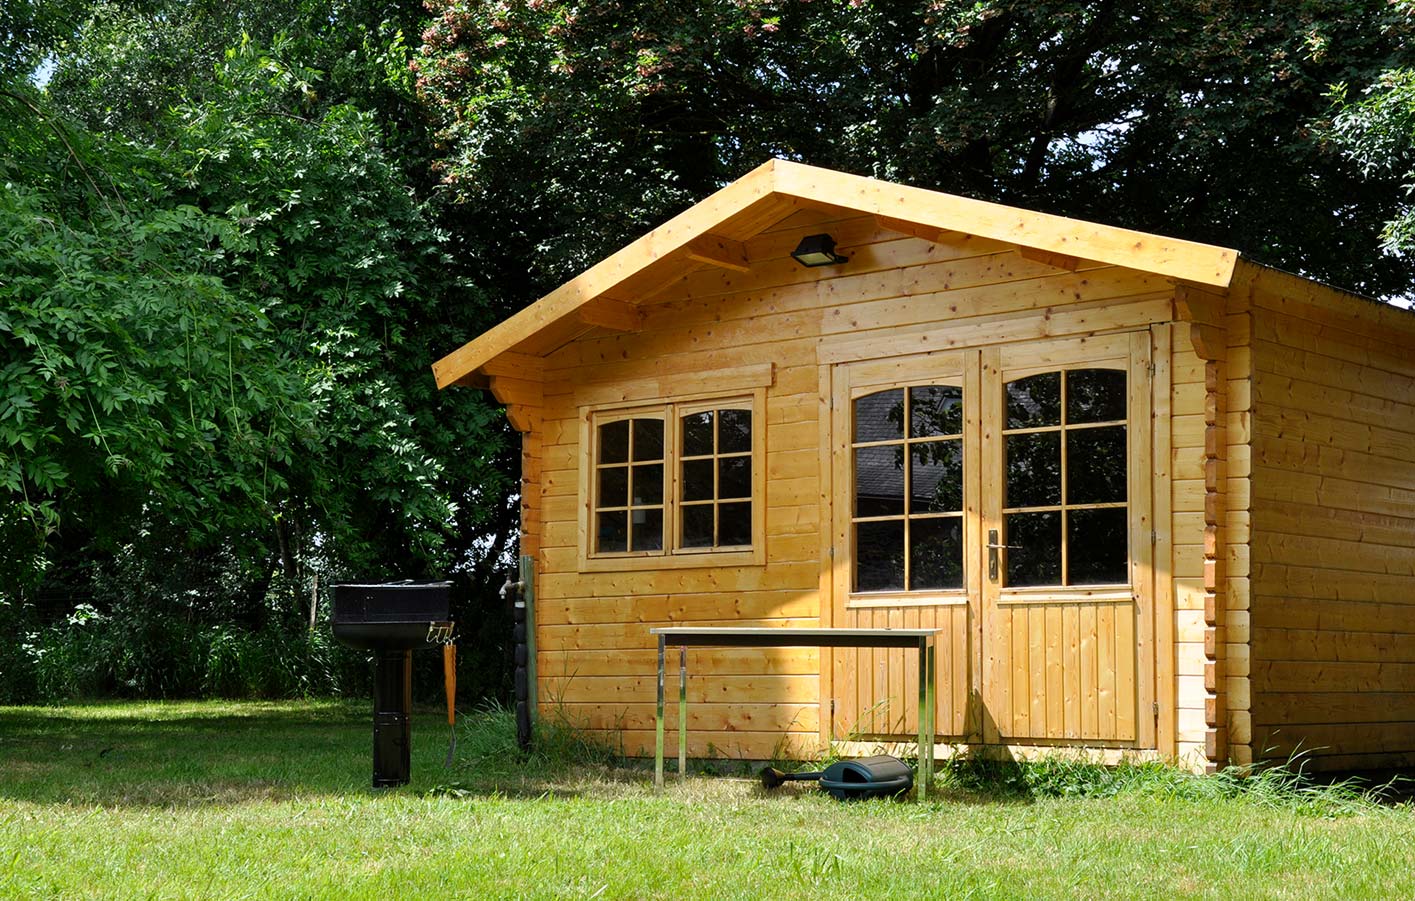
828, 332, 1157, 750
980, 334, 1154, 746
986, 599, 1137, 741
833, 604, 971, 739
828, 351, 980, 742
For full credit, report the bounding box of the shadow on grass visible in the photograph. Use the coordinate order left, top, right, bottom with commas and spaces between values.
0, 700, 778, 809
10, 701, 1385, 814
0, 700, 1047, 810
0, 700, 426, 807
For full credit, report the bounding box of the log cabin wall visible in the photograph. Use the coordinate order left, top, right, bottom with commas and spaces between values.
528, 207, 1206, 762
1246, 266, 1415, 771
1171, 334, 1212, 766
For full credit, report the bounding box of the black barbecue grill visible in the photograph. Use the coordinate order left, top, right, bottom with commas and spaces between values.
332, 580, 453, 788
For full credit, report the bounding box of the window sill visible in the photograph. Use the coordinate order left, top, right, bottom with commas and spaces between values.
579, 547, 764, 573
846, 591, 968, 609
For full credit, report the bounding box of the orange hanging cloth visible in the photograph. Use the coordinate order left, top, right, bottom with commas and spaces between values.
442, 642, 457, 768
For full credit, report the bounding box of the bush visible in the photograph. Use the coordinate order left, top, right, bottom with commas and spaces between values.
0, 604, 374, 703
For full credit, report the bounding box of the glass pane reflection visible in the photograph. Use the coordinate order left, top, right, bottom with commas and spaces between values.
1006, 373, 1061, 429
1067, 369, 1126, 423
911, 440, 963, 513
911, 517, 963, 590
854, 390, 905, 443
718, 409, 752, 454
1068, 508, 1128, 584
1067, 426, 1127, 505
910, 385, 962, 438
1006, 511, 1062, 587
718, 502, 752, 547
682, 412, 713, 457
682, 504, 713, 548
1006, 432, 1061, 508
855, 445, 905, 517
856, 520, 906, 592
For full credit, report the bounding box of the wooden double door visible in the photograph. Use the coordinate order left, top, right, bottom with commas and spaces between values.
827, 333, 1156, 749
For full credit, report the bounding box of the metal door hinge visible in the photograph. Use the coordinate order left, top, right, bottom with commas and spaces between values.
1153, 702, 1160, 717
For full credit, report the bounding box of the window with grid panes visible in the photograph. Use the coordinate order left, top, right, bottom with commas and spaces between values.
678, 405, 753, 550
1002, 368, 1128, 586
588, 398, 756, 559
851, 385, 965, 593
592, 416, 666, 554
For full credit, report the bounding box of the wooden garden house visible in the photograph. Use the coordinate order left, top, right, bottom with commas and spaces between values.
434, 160, 1415, 772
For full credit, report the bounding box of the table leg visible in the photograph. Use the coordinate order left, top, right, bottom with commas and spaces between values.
917, 638, 928, 801
655, 635, 665, 788
679, 645, 688, 779
926, 639, 937, 794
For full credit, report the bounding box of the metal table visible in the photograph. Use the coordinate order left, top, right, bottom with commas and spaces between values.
650, 627, 941, 799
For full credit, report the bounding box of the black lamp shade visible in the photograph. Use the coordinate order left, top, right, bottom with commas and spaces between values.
791, 233, 847, 267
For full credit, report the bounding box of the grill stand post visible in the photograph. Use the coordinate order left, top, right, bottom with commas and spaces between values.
372, 649, 413, 788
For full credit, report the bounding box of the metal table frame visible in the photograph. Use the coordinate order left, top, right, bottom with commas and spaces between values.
650, 627, 940, 799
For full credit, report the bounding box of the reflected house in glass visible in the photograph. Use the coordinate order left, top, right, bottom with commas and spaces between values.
431, 160, 1415, 773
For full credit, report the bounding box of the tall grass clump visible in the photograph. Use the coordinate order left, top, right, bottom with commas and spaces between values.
449, 699, 621, 776
934, 752, 1399, 817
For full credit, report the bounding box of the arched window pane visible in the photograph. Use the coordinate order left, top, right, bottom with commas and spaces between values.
854, 389, 905, 442
1066, 369, 1126, 423
682, 412, 713, 457
598, 420, 629, 464
1006, 373, 1061, 429
910, 385, 963, 437
718, 409, 752, 454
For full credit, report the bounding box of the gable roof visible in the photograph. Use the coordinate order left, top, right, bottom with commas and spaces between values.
433, 158, 1240, 389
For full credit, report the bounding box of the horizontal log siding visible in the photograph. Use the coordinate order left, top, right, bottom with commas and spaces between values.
1249, 282, 1415, 769
531, 211, 1180, 759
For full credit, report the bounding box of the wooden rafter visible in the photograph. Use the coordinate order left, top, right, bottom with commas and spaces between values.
873, 215, 948, 244
577, 298, 644, 332
685, 234, 751, 272
1019, 246, 1081, 271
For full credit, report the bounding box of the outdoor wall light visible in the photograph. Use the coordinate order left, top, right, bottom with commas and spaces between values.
790, 233, 848, 268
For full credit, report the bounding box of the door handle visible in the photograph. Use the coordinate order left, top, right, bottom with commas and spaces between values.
987, 529, 1021, 583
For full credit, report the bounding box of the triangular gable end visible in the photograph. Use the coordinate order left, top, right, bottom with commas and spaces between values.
432, 159, 1240, 389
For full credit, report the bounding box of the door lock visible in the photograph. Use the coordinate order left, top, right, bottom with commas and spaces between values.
987, 529, 1022, 583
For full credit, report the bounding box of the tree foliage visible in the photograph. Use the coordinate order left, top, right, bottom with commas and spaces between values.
415, 0, 1415, 300
5, 0, 1414, 703
1329, 2, 1415, 258
2, 7, 518, 702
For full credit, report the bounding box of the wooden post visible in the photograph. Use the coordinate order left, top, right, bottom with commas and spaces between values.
1177, 285, 1231, 772
521, 554, 536, 725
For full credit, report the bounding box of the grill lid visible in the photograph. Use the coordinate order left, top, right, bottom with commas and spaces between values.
332, 580, 452, 624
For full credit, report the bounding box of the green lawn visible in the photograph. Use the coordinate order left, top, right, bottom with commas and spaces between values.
1, 701, 1413, 899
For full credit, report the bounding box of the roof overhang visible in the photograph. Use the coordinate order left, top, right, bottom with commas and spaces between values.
433, 158, 1240, 389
